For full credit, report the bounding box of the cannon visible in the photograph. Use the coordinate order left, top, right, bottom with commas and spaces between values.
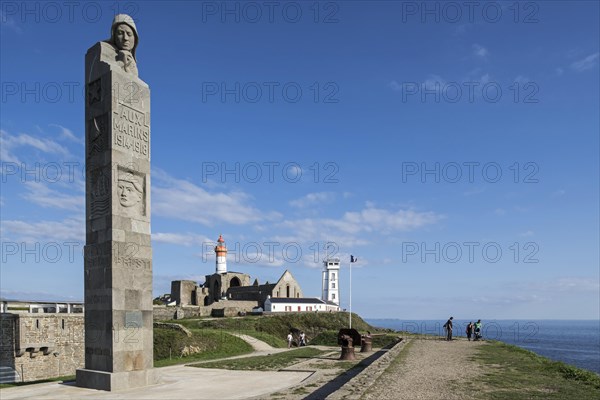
337, 328, 361, 360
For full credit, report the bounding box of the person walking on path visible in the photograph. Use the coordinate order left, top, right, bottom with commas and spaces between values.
443, 317, 454, 341
299, 332, 306, 346
466, 322, 474, 341
287, 332, 293, 348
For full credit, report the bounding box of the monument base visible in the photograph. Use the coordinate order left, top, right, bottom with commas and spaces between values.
76, 368, 158, 391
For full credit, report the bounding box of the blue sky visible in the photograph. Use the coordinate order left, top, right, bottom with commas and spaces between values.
1, 1, 598, 319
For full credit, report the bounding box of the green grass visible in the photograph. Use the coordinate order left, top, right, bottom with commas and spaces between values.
466, 341, 600, 399
0, 375, 75, 389
154, 328, 253, 367
174, 312, 375, 343
237, 330, 287, 348
192, 347, 325, 370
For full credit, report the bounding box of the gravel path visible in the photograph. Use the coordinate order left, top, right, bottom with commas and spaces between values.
363, 338, 484, 400
230, 333, 276, 352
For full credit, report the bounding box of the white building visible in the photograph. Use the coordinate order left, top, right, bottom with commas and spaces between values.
322, 257, 340, 305
264, 297, 339, 313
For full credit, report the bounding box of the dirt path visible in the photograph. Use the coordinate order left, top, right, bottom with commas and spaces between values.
362, 338, 484, 400
230, 333, 277, 352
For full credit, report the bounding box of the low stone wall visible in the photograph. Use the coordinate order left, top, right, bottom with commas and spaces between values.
153, 322, 192, 337
152, 300, 258, 321
0, 301, 261, 383
0, 313, 85, 383
152, 306, 206, 321
327, 338, 407, 400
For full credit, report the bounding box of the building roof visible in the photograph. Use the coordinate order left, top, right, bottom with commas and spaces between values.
267, 297, 327, 304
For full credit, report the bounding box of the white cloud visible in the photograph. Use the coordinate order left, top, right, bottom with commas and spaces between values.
570, 52, 599, 72
153, 232, 212, 247
289, 192, 336, 208
0, 290, 80, 302
152, 168, 281, 226
0, 129, 70, 163
389, 80, 402, 91
50, 124, 84, 145
514, 75, 530, 84
551, 277, 600, 292
463, 187, 486, 196
518, 230, 534, 237
22, 181, 84, 210
0, 10, 23, 34
423, 75, 446, 92
1, 217, 84, 242
472, 44, 489, 58
277, 204, 441, 247
523, 277, 600, 293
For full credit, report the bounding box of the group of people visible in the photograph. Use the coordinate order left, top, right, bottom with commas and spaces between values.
287, 331, 308, 348
466, 320, 483, 341
443, 317, 483, 341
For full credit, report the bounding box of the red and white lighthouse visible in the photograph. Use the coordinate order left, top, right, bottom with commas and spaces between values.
215, 234, 227, 274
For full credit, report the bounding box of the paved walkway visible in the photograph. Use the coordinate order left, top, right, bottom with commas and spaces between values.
0, 365, 312, 400
0, 334, 310, 400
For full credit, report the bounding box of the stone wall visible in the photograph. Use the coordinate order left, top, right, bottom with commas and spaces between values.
227, 284, 275, 307
152, 300, 259, 321
0, 301, 260, 383
171, 280, 198, 306
272, 270, 303, 299
0, 313, 84, 383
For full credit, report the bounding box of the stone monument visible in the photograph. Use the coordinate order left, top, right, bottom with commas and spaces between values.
77, 14, 156, 391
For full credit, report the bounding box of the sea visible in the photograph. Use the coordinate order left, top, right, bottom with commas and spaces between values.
365, 319, 600, 374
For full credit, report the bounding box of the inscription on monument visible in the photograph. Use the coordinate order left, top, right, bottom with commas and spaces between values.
113, 104, 149, 157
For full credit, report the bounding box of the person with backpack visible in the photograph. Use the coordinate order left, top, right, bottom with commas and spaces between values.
443, 317, 454, 341
466, 322, 474, 341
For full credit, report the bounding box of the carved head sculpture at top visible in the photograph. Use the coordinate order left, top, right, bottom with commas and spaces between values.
108, 14, 138, 58
105, 14, 139, 76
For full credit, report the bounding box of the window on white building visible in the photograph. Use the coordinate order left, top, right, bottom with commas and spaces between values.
332, 282, 335, 289
331, 273, 336, 281
332, 293, 336, 300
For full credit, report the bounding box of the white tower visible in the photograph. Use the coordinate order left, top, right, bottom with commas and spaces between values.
215, 234, 227, 274
322, 257, 340, 305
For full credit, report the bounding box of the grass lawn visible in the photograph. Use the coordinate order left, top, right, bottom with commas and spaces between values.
466, 341, 600, 399
154, 328, 253, 367
237, 330, 287, 348
191, 347, 326, 370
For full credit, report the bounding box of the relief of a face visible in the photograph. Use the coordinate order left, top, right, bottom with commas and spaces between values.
118, 180, 141, 207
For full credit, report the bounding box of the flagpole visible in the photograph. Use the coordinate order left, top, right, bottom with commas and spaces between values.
349, 257, 352, 329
